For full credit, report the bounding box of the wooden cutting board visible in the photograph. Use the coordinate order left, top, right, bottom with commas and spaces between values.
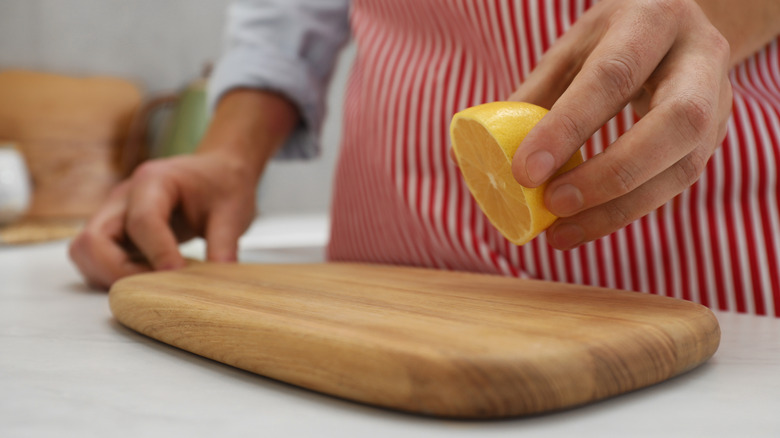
109, 262, 720, 418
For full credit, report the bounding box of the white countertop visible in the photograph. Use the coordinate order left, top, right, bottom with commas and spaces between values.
2, 214, 779, 437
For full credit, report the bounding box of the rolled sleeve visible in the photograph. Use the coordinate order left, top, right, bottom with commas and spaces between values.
208, 0, 351, 159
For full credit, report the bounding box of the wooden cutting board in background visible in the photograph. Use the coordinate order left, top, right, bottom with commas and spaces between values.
109, 263, 720, 418
0, 69, 141, 219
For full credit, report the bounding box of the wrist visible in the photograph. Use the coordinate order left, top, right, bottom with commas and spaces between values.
197, 88, 299, 179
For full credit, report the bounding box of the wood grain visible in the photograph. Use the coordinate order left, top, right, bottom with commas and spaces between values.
109, 263, 720, 418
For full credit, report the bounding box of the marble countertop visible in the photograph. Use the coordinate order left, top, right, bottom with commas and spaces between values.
2, 214, 779, 437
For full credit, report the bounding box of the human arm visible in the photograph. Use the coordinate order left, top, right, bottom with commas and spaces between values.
209, 0, 351, 159
69, 0, 350, 289
508, 0, 780, 250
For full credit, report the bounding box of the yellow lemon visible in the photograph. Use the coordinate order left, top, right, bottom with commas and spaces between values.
450, 102, 583, 245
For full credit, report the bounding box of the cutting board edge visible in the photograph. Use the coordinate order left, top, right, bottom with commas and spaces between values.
107, 263, 722, 418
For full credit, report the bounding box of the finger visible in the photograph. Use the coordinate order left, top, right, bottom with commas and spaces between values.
124, 166, 186, 271
543, 29, 728, 218
544, 87, 717, 218
512, 3, 680, 187
547, 147, 712, 250
204, 207, 248, 262
508, 5, 605, 107
69, 230, 150, 289
68, 188, 151, 289
169, 208, 199, 243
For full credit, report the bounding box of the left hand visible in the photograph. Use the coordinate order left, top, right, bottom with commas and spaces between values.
68, 152, 259, 289
509, 0, 732, 250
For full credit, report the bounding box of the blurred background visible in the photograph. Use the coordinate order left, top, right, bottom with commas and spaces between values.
0, 0, 353, 221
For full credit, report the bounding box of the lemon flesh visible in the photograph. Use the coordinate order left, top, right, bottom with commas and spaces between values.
450, 102, 583, 245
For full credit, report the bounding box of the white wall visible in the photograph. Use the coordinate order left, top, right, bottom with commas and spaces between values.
0, 0, 351, 215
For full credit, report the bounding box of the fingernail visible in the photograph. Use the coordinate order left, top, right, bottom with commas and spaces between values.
550, 223, 584, 250
549, 184, 584, 216
526, 150, 555, 185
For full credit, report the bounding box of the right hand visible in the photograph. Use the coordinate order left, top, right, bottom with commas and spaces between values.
69, 151, 259, 289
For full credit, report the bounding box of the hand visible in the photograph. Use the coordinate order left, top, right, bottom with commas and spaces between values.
69, 152, 259, 289
69, 89, 298, 289
509, 0, 733, 250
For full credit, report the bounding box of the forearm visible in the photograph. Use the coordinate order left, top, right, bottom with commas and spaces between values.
696, 0, 780, 66
197, 88, 298, 181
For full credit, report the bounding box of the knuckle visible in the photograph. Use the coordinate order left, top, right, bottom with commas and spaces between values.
555, 110, 588, 145
707, 30, 731, 65
675, 150, 708, 188
131, 159, 167, 181
604, 158, 641, 196
602, 201, 633, 230
594, 54, 638, 101
672, 94, 716, 141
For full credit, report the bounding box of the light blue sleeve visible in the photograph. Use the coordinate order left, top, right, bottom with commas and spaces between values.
207, 0, 351, 159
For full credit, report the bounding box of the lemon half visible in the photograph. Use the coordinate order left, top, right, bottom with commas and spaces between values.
450, 102, 583, 245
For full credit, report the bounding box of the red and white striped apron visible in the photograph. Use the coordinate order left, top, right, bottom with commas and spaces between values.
326, 0, 780, 317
